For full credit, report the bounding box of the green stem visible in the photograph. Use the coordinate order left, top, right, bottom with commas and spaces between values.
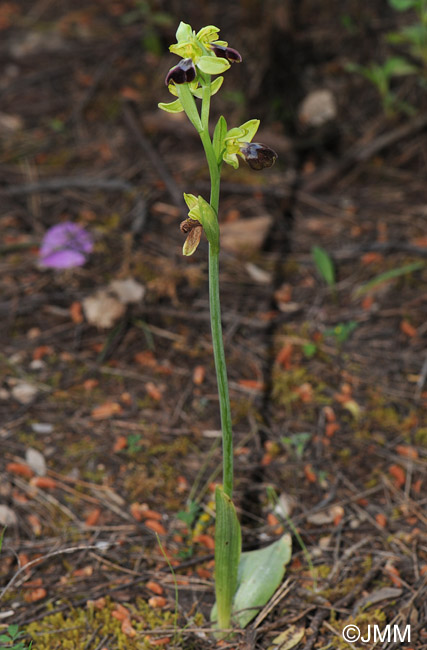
198, 86, 233, 499
177, 77, 234, 498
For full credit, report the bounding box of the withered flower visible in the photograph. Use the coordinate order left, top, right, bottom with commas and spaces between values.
180, 218, 203, 256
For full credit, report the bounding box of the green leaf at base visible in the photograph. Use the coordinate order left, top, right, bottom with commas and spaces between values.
211, 487, 241, 634
233, 533, 292, 628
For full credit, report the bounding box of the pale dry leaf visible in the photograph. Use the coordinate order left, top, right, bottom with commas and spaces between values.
109, 277, 145, 304
0, 112, 23, 132
0, 505, 18, 526
245, 262, 272, 284
306, 511, 334, 525
83, 290, 126, 328
25, 448, 47, 476
11, 381, 38, 404
220, 215, 273, 254
273, 492, 295, 518
270, 625, 305, 649
298, 89, 337, 127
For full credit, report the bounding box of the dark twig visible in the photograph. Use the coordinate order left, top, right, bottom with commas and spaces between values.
301, 112, 427, 193
122, 104, 187, 217
1, 177, 134, 196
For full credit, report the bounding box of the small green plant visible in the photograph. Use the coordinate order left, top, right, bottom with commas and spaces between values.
0, 625, 32, 650
346, 57, 418, 116
312, 245, 336, 288
159, 22, 291, 637
347, 0, 427, 116
387, 0, 427, 67
281, 432, 312, 458
121, 1, 173, 56
126, 433, 143, 455
324, 320, 359, 344
355, 260, 424, 296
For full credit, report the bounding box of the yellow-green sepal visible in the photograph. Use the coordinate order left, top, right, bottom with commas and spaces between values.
175, 21, 192, 42
197, 55, 230, 75
225, 119, 260, 143
158, 99, 184, 113
196, 25, 221, 44
183, 193, 200, 219
170, 40, 202, 59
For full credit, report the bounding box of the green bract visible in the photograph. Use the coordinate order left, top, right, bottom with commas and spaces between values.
223, 119, 260, 168
183, 193, 219, 253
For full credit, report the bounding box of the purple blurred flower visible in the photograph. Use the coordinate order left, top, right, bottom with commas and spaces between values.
39, 222, 93, 269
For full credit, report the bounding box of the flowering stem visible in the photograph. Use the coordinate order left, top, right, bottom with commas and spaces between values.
198, 86, 233, 499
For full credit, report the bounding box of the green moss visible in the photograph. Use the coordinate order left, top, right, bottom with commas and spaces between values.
272, 367, 332, 410
25, 597, 179, 650
415, 427, 427, 446
329, 608, 387, 650
123, 437, 190, 508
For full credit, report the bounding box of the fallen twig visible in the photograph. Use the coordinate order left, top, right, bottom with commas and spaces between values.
122, 103, 187, 217
301, 112, 427, 193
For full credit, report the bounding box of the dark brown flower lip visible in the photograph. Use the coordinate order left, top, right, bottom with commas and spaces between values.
210, 44, 242, 63
165, 58, 197, 85
239, 142, 278, 170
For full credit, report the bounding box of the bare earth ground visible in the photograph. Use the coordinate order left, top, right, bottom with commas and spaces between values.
0, 1, 426, 649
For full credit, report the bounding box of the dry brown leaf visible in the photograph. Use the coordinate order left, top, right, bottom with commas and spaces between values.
24, 587, 47, 602
111, 603, 131, 622
400, 320, 417, 338
150, 638, 171, 646
91, 401, 122, 420
192, 365, 205, 385
375, 513, 387, 528
27, 514, 42, 536
85, 507, 101, 526
6, 462, 34, 478
147, 581, 164, 595
113, 435, 128, 452
145, 519, 167, 535
220, 215, 273, 253
148, 596, 167, 609
389, 464, 406, 488
70, 301, 83, 324
396, 444, 418, 460
304, 464, 316, 484
145, 382, 163, 401
193, 534, 215, 550
30, 476, 57, 489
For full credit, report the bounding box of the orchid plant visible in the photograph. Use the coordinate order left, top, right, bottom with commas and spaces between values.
159, 22, 291, 637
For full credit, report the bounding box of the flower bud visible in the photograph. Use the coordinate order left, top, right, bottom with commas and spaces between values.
210, 44, 242, 63
165, 58, 197, 85
239, 142, 278, 170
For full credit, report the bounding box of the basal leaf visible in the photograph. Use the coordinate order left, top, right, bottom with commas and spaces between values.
211, 487, 241, 633
232, 533, 292, 628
